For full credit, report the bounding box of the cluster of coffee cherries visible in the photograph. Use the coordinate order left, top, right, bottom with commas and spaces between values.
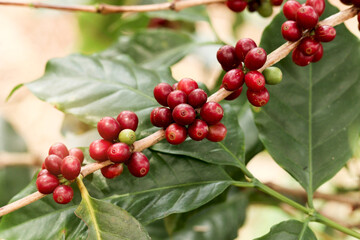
37, 143, 84, 204
151, 78, 227, 144
89, 111, 150, 178
281, 0, 337, 66
217, 38, 282, 107
226, 0, 283, 17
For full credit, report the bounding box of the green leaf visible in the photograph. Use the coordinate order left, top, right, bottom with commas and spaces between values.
0, 116, 27, 153
151, 104, 245, 167
257, 2, 360, 192
254, 220, 317, 240
75, 195, 150, 240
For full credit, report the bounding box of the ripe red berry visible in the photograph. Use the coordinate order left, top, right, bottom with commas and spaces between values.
206, 123, 227, 142
117, 111, 139, 131
305, 0, 325, 16
69, 148, 84, 164
165, 123, 187, 145
107, 143, 132, 163
200, 102, 224, 125
188, 119, 208, 141
315, 25, 336, 42
226, 0, 247, 12
358, 12, 360, 22
281, 20, 302, 42
61, 156, 81, 180
222, 69, 245, 91
245, 71, 266, 92
41, 162, 46, 169
177, 78, 198, 95
89, 139, 113, 162
101, 163, 124, 179
45, 154, 63, 176
53, 185, 74, 204
235, 38, 257, 62
352, 0, 360, 7
153, 82, 173, 106
311, 43, 324, 62
172, 104, 196, 126
188, 89, 208, 108
296, 6, 319, 30
36, 174, 59, 194
270, 0, 283, 6
172, 82, 178, 90
49, 142, 69, 159
247, 87, 270, 107
244, 47, 267, 70
97, 117, 121, 141
167, 90, 187, 109
298, 36, 320, 56
150, 107, 173, 128
340, 0, 352, 5
37, 169, 49, 178
127, 152, 150, 178
225, 86, 243, 101
216, 45, 240, 71
292, 47, 314, 66
283, 0, 302, 20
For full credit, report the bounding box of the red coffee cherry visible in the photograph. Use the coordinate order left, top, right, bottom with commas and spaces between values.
340, 0, 353, 5
200, 102, 224, 125
296, 6, 319, 30
292, 47, 314, 66
37, 169, 49, 178
172, 104, 196, 126
53, 185, 74, 204
116, 111, 139, 131
206, 123, 227, 142
41, 162, 46, 169
216, 45, 240, 71
89, 139, 113, 162
247, 87, 270, 107
69, 148, 84, 164
235, 38, 257, 62
45, 154, 63, 176
315, 25, 336, 42
127, 152, 150, 178
298, 36, 320, 56
358, 12, 360, 22
247, 0, 261, 12
172, 82, 178, 90
311, 43, 324, 62
222, 69, 245, 91
177, 78, 198, 95
281, 20, 302, 42
49, 142, 69, 159
150, 107, 173, 128
153, 83, 173, 106
225, 86, 243, 101
167, 90, 187, 109
61, 156, 81, 180
283, 0, 302, 20
165, 123, 187, 145
107, 143, 131, 163
97, 117, 121, 141
188, 119, 209, 141
101, 163, 124, 179
352, 0, 360, 7
226, 0, 247, 12
305, 0, 325, 16
188, 89, 208, 108
270, 0, 283, 6
245, 71, 266, 92
244, 47, 267, 70
36, 174, 59, 194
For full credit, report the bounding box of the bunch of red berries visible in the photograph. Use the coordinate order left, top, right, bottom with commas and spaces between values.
281, 0, 337, 66
226, 0, 283, 17
37, 143, 84, 204
89, 111, 150, 178
152, 78, 227, 144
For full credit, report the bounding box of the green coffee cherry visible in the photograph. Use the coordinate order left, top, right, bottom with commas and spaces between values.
119, 129, 136, 145
263, 67, 283, 85
257, 1, 273, 18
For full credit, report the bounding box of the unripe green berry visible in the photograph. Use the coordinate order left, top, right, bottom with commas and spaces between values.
119, 129, 136, 145
257, 1, 273, 18
263, 67, 282, 85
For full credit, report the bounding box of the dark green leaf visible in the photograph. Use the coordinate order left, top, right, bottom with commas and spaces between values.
75, 196, 150, 240
0, 116, 27, 153
254, 220, 317, 240
257, 2, 360, 192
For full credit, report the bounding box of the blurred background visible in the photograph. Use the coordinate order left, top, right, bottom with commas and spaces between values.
0, 0, 359, 239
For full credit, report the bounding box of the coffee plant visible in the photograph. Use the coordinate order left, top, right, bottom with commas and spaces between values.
0, 0, 359, 239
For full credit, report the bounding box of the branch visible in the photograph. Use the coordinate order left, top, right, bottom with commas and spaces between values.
0, 152, 42, 168
0, 5, 358, 218
0, 0, 225, 14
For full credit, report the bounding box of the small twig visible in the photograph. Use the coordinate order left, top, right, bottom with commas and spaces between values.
0, 5, 357, 218
0, 192, 45, 216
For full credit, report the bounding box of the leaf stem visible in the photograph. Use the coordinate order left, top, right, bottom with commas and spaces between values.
231, 181, 255, 188
315, 213, 360, 239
